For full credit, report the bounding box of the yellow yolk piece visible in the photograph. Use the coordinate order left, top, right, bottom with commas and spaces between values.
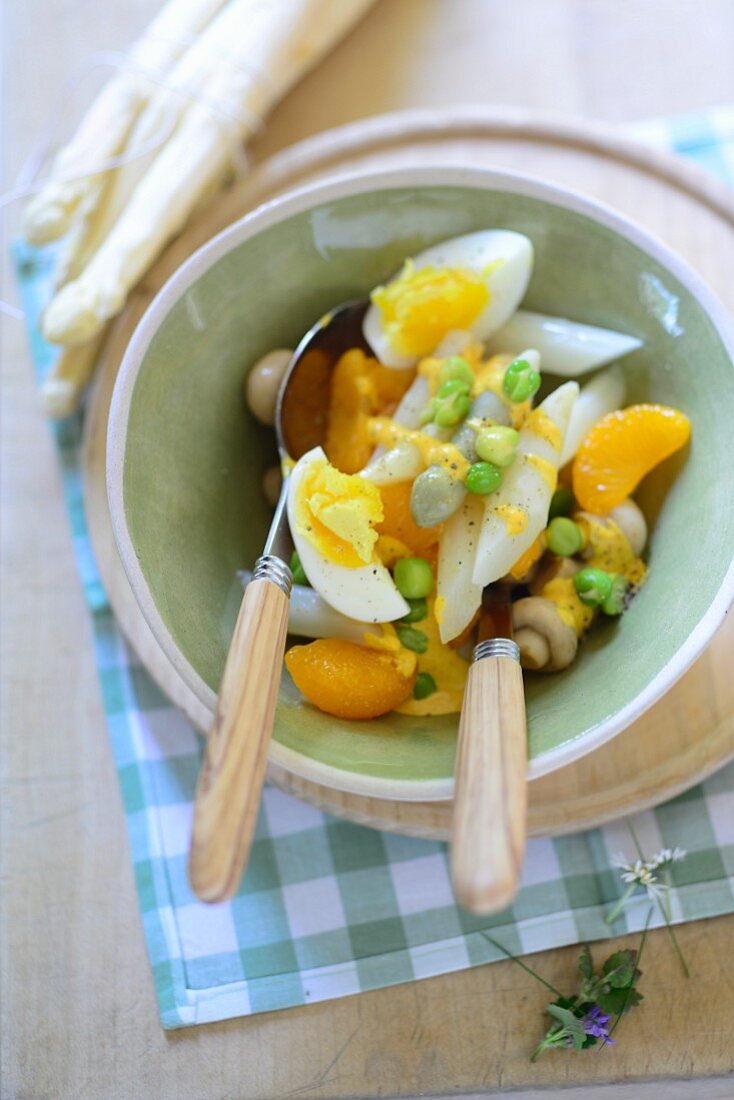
371, 261, 490, 358
367, 418, 471, 479
396, 595, 470, 716
294, 458, 383, 567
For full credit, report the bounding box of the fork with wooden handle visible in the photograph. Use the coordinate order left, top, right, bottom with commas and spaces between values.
450, 629, 528, 915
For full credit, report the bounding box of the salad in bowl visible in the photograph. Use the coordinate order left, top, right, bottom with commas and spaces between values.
243, 228, 691, 722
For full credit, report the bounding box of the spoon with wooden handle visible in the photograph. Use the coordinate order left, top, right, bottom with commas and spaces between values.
450, 586, 527, 914
189, 301, 371, 903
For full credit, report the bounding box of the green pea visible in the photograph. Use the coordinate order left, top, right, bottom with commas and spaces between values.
290, 550, 310, 587
601, 574, 629, 616
475, 425, 519, 467
419, 398, 438, 425
502, 357, 541, 403
548, 486, 575, 520
394, 557, 434, 599
400, 597, 428, 623
395, 625, 429, 654
437, 377, 471, 399
413, 672, 437, 700
465, 461, 503, 495
546, 516, 585, 557
438, 356, 474, 388
573, 566, 613, 607
434, 391, 471, 428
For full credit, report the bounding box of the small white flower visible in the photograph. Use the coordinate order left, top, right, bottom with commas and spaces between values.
647, 846, 687, 870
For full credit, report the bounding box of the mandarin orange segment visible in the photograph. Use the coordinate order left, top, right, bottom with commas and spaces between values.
285, 639, 415, 719
572, 404, 691, 515
377, 481, 442, 556
324, 349, 414, 473
324, 349, 376, 473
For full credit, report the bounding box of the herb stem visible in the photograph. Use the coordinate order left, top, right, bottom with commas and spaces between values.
602, 906, 653, 1047
605, 882, 636, 925
656, 884, 690, 979
479, 932, 565, 998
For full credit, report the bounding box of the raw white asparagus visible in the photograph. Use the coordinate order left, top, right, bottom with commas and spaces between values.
55, 0, 255, 284
560, 364, 626, 465
472, 381, 579, 588
238, 571, 381, 643
41, 329, 108, 418
485, 310, 642, 377
22, 0, 228, 244
437, 493, 485, 644
42, 0, 377, 346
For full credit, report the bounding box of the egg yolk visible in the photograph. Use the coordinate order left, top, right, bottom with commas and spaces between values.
294, 459, 383, 567
371, 261, 490, 358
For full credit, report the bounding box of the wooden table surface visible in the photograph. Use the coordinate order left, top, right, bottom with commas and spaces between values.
3, 3, 734, 1098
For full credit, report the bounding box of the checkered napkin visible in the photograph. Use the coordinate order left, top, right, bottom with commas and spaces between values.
14, 108, 734, 1028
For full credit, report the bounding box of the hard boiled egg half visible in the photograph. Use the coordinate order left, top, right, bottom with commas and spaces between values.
287, 446, 410, 623
363, 230, 534, 369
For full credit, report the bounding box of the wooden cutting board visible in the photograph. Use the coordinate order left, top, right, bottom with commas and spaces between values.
82, 107, 734, 838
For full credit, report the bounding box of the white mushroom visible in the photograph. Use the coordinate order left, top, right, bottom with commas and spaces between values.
609, 499, 648, 556
245, 349, 292, 425
512, 596, 578, 672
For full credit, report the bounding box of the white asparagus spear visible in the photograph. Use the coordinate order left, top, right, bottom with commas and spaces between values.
22, 0, 229, 245
55, 0, 256, 285
238, 571, 381, 644
41, 329, 108, 418
42, 0, 378, 346
560, 364, 625, 465
485, 310, 642, 376
437, 493, 485, 644
472, 381, 579, 588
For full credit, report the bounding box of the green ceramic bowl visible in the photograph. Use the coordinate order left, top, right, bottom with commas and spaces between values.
108, 167, 734, 800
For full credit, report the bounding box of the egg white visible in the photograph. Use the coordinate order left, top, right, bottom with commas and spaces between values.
287, 447, 410, 623
363, 229, 534, 369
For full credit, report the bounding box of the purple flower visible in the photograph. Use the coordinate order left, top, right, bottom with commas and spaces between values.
582, 1005, 616, 1044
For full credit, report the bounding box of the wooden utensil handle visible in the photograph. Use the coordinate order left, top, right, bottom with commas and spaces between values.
451, 639, 527, 915
189, 557, 291, 903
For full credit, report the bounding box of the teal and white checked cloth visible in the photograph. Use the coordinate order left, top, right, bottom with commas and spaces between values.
14, 108, 734, 1029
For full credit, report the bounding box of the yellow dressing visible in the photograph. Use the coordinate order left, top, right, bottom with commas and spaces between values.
375, 534, 412, 569
524, 408, 562, 451
362, 624, 418, 679
524, 453, 558, 492
540, 515, 648, 638
576, 515, 647, 586
396, 596, 470, 716
417, 342, 485, 395
367, 418, 470, 479
543, 578, 595, 634
494, 503, 528, 536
